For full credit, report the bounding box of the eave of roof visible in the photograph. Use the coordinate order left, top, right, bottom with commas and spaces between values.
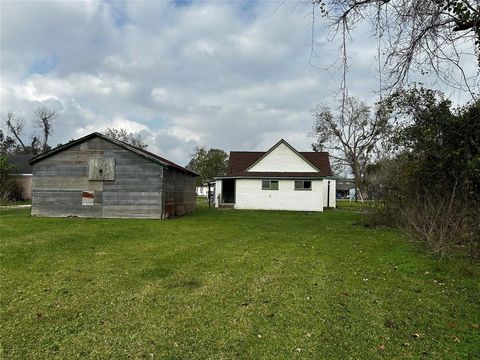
29, 132, 198, 176
225, 147, 333, 177
214, 173, 334, 180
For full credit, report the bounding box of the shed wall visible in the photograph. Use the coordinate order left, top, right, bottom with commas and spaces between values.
162, 167, 196, 218
31, 137, 164, 218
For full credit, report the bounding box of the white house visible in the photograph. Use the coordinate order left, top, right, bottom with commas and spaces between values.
214, 139, 335, 211
196, 185, 209, 196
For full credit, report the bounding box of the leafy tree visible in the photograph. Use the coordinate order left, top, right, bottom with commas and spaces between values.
0, 130, 18, 155
312, 97, 389, 200
382, 87, 480, 196
0, 155, 22, 202
103, 128, 148, 149
186, 147, 229, 186
371, 88, 480, 259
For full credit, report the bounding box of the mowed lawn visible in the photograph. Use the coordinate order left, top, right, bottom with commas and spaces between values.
1, 202, 479, 359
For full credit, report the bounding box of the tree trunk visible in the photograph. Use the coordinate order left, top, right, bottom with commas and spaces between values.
352, 161, 364, 203
11, 133, 27, 154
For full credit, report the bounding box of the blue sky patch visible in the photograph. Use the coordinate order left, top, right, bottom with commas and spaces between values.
104, 0, 129, 26
172, 0, 193, 8
239, 0, 257, 22
29, 55, 57, 75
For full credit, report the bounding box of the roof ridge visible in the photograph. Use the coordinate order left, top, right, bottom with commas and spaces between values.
29, 132, 197, 176
243, 139, 321, 173
226, 146, 332, 177
230, 151, 265, 153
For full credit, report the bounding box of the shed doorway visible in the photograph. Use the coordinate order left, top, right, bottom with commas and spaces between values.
222, 179, 235, 204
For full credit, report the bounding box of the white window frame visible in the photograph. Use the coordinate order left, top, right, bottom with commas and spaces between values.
294, 180, 312, 191
261, 180, 279, 190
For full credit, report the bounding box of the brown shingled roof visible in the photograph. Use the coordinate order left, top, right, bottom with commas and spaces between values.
225, 149, 332, 178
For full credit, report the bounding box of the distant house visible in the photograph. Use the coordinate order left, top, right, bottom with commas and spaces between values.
214, 139, 335, 211
196, 184, 209, 196
29, 132, 197, 219
196, 181, 216, 198
336, 178, 356, 199
7, 154, 33, 200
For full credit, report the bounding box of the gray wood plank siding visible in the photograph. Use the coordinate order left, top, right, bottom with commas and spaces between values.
31, 137, 165, 219
163, 167, 196, 218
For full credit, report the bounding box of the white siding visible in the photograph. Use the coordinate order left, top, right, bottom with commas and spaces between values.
196, 186, 208, 196
323, 179, 336, 208
214, 180, 222, 207
247, 143, 318, 172
235, 179, 324, 211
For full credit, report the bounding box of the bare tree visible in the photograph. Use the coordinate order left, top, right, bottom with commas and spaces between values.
312, 0, 480, 98
103, 128, 148, 149
3, 112, 27, 153
29, 135, 42, 155
33, 106, 57, 152
312, 97, 389, 201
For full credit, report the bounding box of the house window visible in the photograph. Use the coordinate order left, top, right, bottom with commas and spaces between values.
294, 180, 312, 191
262, 180, 279, 190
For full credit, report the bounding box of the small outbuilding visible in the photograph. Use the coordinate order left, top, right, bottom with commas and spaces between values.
336, 178, 356, 199
29, 132, 197, 219
214, 139, 335, 211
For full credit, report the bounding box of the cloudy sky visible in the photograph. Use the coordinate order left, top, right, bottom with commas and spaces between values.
0, 0, 475, 165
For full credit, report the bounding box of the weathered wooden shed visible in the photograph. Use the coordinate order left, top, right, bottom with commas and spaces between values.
29, 132, 197, 219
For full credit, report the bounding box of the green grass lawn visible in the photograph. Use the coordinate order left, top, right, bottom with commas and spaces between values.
1, 203, 479, 359
0, 199, 32, 206
336, 199, 378, 211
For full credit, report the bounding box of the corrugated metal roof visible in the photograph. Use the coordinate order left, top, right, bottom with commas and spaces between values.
29, 132, 198, 176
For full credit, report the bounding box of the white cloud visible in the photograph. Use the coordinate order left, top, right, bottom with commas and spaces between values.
0, 0, 475, 165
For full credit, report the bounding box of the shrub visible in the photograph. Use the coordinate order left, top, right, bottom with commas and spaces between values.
367, 91, 480, 261
0, 155, 23, 203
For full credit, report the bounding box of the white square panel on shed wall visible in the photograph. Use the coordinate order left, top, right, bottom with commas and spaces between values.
88, 158, 115, 181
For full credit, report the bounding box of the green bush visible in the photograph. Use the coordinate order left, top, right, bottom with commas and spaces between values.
369, 90, 480, 260
0, 155, 23, 203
